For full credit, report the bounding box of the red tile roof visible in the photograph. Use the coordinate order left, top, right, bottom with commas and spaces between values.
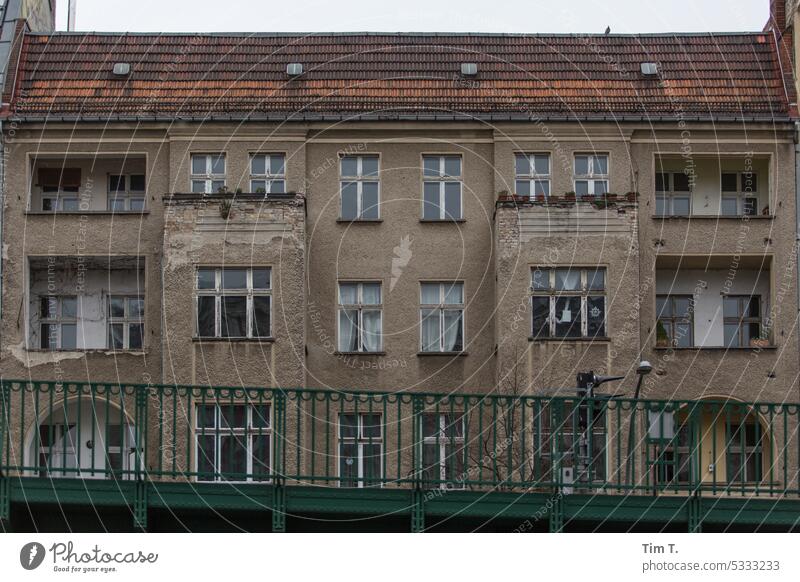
5, 31, 796, 121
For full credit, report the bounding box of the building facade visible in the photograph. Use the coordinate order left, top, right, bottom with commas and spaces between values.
1, 2, 800, 532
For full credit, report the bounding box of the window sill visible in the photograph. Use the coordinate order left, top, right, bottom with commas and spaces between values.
25, 210, 150, 215
417, 351, 468, 357
336, 219, 383, 224
192, 337, 275, 343
652, 345, 776, 351
529, 336, 611, 342
651, 214, 773, 220
25, 348, 147, 355
419, 219, 466, 223
335, 351, 387, 356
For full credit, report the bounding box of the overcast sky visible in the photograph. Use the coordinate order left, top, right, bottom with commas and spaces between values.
56, 0, 768, 34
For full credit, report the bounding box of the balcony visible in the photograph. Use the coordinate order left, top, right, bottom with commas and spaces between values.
1, 380, 798, 531
27, 155, 147, 214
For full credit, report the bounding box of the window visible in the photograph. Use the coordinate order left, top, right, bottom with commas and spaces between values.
340, 155, 379, 220
650, 417, 691, 486
190, 154, 226, 194
422, 155, 462, 220
721, 172, 759, 216
723, 295, 763, 348
195, 403, 271, 482
530, 268, 606, 339
574, 154, 609, 198
39, 296, 77, 349
421, 413, 465, 488
108, 174, 146, 211
655, 172, 691, 216
38, 167, 81, 211
515, 153, 551, 198
195, 267, 271, 339
726, 418, 765, 484
656, 295, 693, 347
539, 401, 606, 484
339, 413, 382, 487
338, 282, 382, 352
420, 282, 464, 352
108, 296, 144, 350
250, 154, 286, 194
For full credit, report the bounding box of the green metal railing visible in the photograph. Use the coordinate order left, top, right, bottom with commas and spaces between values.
1, 380, 798, 497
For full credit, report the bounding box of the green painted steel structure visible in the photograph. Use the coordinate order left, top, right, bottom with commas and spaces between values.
1, 380, 799, 532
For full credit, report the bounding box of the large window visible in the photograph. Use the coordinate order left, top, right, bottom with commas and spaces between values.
108, 296, 144, 350
655, 172, 691, 216
421, 413, 465, 488
726, 418, 765, 484
574, 154, 609, 198
420, 282, 464, 352
38, 167, 81, 211
338, 282, 382, 352
723, 295, 763, 348
190, 154, 226, 194
339, 413, 382, 488
195, 267, 271, 339
195, 403, 271, 482
108, 174, 146, 211
515, 153, 551, 198
250, 154, 286, 194
721, 172, 759, 216
422, 155, 462, 220
539, 401, 607, 484
40, 295, 77, 349
530, 268, 606, 339
340, 155, 379, 220
656, 295, 693, 347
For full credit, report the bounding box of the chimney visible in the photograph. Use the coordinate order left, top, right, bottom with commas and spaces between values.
770, 0, 788, 32
67, 0, 77, 31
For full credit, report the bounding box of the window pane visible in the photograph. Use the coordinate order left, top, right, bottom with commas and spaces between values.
191, 156, 206, 175
252, 434, 271, 480
423, 182, 441, 219
211, 180, 225, 192
340, 157, 358, 177
61, 297, 77, 318
220, 435, 247, 480
109, 297, 125, 317
251, 179, 267, 193
655, 173, 668, 192
555, 269, 580, 291
252, 405, 271, 429
742, 173, 757, 193
361, 182, 380, 219
221, 296, 247, 337
362, 414, 382, 438
270, 155, 285, 176
674, 323, 692, 347
673, 196, 691, 215
443, 310, 463, 351
420, 308, 440, 351
198, 268, 216, 289
587, 296, 605, 336
575, 180, 589, 196
222, 269, 247, 289
593, 180, 608, 196
444, 182, 461, 219
41, 296, 57, 318
361, 283, 381, 305
252, 269, 270, 290
129, 175, 146, 191
253, 296, 271, 337
339, 442, 358, 487
673, 297, 692, 318
423, 157, 440, 177
361, 156, 379, 177
575, 156, 589, 175
61, 324, 77, 349
592, 155, 608, 174
130, 198, 145, 211
533, 180, 550, 197
251, 155, 266, 175
743, 197, 758, 216
673, 172, 690, 192
129, 324, 143, 349
444, 282, 463, 304
533, 155, 550, 175
515, 180, 530, 197
443, 156, 461, 178
62, 198, 79, 211
420, 283, 440, 304
587, 269, 605, 291
721, 173, 738, 192
110, 197, 127, 212
515, 155, 530, 176
221, 405, 247, 428
555, 296, 582, 337
197, 296, 216, 337
269, 180, 285, 194
531, 296, 550, 338
723, 296, 740, 318
655, 195, 666, 216
109, 175, 125, 192
196, 435, 215, 481
197, 405, 216, 429
532, 268, 550, 291
656, 296, 671, 317
211, 155, 225, 175
339, 414, 358, 438
191, 180, 206, 193
109, 324, 124, 349
363, 443, 382, 486
745, 296, 760, 318
721, 196, 738, 216
338, 309, 359, 351
361, 310, 382, 352
724, 323, 740, 347
341, 181, 358, 219
339, 283, 359, 305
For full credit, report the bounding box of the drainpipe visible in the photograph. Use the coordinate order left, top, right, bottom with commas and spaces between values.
795, 121, 800, 312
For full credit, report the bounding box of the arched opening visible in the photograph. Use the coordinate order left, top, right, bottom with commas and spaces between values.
24, 397, 140, 480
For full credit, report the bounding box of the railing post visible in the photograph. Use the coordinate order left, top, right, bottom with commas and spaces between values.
133, 385, 149, 531
0, 381, 11, 529
411, 394, 425, 532
688, 492, 702, 533
271, 390, 287, 532
548, 492, 564, 533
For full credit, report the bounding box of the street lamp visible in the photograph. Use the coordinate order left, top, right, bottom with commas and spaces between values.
627, 360, 653, 485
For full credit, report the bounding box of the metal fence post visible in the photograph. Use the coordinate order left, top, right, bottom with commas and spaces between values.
272, 390, 287, 532
0, 381, 10, 528
411, 394, 425, 532
133, 385, 149, 531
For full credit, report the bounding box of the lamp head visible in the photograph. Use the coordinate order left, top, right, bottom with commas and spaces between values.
637, 360, 653, 376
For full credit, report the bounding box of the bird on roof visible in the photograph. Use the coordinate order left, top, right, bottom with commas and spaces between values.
605, 26, 611, 34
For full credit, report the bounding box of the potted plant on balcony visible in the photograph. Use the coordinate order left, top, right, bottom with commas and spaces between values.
749, 337, 770, 349
626, 191, 638, 202
656, 321, 670, 347
498, 189, 513, 202
219, 199, 232, 219
564, 191, 576, 201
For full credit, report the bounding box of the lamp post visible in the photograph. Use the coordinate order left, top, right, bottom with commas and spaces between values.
625, 361, 653, 487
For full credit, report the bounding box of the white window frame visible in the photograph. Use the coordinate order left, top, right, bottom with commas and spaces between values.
250, 153, 286, 195
39, 295, 78, 350
530, 268, 607, 339
655, 172, 692, 216
421, 412, 466, 489
108, 174, 146, 211
108, 296, 144, 350
41, 189, 79, 212
419, 281, 465, 353
190, 154, 226, 194
721, 172, 759, 216
338, 412, 383, 488
422, 155, 463, 220
515, 153, 551, 198
195, 267, 272, 339
194, 403, 272, 483
574, 154, 609, 197
340, 155, 380, 220
337, 281, 383, 352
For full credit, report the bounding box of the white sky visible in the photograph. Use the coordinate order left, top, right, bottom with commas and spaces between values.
56, 0, 769, 34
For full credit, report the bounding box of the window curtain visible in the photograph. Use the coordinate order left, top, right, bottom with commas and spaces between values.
361, 310, 381, 352
420, 308, 440, 351
38, 167, 81, 189
442, 310, 463, 351
338, 309, 358, 351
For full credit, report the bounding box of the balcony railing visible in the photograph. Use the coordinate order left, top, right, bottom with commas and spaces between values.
1, 380, 798, 497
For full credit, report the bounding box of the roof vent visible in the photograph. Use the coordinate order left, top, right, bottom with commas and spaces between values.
461, 62, 478, 76
286, 63, 304, 76
640, 62, 659, 76
112, 62, 131, 76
